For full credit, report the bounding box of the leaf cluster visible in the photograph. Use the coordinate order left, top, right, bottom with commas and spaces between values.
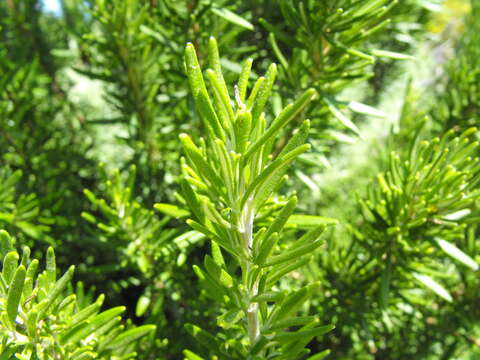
0, 230, 155, 359
178, 38, 334, 359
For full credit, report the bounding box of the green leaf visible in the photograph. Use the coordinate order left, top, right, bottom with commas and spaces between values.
324, 97, 362, 137
289, 226, 326, 252
92, 317, 122, 339
26, 309, 38, 337
72, 294, 104, 325
90, 307, 126, 330
211, 7, 254, 30
37, 265, 75, 320
81, 212, 97, 224
139, 25, 165, 43
186, 219, 236, 256
264, 240, 323, 267
185, 43, 224, 140
183, 350, 205, 360
267, 257, 310, 286
435, 238, 478, 270
237, 58, 253, 103
211, 241, 225, 267
347, 101, 385, 117
208, 37, 228, 95
185, 324, 222, 354
269, 287, 309, 324
251, 290, 286, 303
0, 230, 13, 259
136, 295, 151, 317
263, 196, 298, 240
154, 203, 189, 218
23, 259, 38, 299
251, 63, 277, 123
180, 179, 204, 222
97, 323, 124, 352
269, 33, 289, 71
107, 325, 156, 349
193, 265, 226, 299
57, 294, 76, 312
217, 308, 243, 329
269, 316, 317, 330
371, 49, 415, 60
0, 345, 17, 360
273, 325, 335, 343
246, 77, 265, 109
245, 88, 316, 161
71, 352, 96, 360
16, 221, 43, 240
255, 233, 279, 266
278, 120, 310, 158
412, 273, 453, 302
206, 69, 234, 129
61, 307, 126, 345
60, 322, 91, 346
2, 251, 19, 285
7, 265, 26, 325
379, 257, 392, 309
83, 188, 98, 204
20, 247, 30, 268
242, 144, 311, 209
180, 134, 225, 191
46, 247, 56, 284
204, 255, 233, 288
234, 110, 253, 153
287, 215, 338, 228
306, 349, 331, 360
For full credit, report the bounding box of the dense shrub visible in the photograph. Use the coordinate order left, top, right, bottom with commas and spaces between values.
1, 0, 479, 358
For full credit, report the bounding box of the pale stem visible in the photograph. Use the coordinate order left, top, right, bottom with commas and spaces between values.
240, 200, 260, 344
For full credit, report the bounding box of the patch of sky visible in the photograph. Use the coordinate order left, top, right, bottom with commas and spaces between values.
42, 0, 62, 15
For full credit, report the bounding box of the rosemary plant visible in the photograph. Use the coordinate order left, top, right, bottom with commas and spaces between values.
360, 126, 480, 305
0, 230, 155, 359
179, 37, 334, 359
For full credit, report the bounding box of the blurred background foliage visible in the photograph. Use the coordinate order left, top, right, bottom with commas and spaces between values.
0, 0, 479, 358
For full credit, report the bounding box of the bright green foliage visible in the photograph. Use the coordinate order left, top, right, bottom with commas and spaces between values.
82, 164, 181, 277
0, 12, 99, 256
260, 0, 418, 138
0, 168, 50, 244
262, 0, 398, 92
432, 1, 480, 130
75, 0, 176, 200
79, 0, 167, 160
0, 230, 155, 359
72, 0, 241, 201
255, 0, 436, 216
359, 127, 480, 303
0, 0, 478, 359
80, 163, 202, 291
310, 125, 480, 358
81, 164, 208, 358
179, 38, 334, 359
